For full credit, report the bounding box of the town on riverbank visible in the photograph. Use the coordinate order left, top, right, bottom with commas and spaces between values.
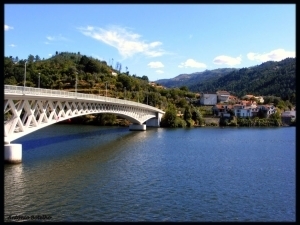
159, 90, 296, 128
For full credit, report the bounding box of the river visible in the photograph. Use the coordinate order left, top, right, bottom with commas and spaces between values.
4, 125, 295, 222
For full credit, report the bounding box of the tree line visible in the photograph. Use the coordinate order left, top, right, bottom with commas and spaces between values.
4, 52, 295, 128
4, 52, 202, 127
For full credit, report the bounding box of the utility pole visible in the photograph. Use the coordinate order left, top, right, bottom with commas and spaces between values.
23, 61, 27, 88
145, 91, 149, 105
75, 73, 78, 93
124, 87, 126, 100
38, 73, 40, 88
105, 81, 108, 98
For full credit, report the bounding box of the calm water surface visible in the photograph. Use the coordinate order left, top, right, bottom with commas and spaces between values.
4, 125, 295, 222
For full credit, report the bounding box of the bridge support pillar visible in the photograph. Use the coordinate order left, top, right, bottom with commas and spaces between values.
129, 124, 146, 131
5, 144, 22, 164
146, 112, 163, 127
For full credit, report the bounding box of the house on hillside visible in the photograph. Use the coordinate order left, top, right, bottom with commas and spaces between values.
281, 110, 296, 125
200, 93, 217, 105
228, 95, 238, 104
212, 104, 233, 117
233, 104, 253, 118
257, 104, 276, 118
254, 96, 264, 103
233, 100, 258, 118
243, 94, 264, 104
251, 107, 260, 117
237, 100, 257, 108
216, 90, 230, 103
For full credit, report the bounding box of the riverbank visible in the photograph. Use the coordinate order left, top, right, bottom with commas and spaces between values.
57, 115, 294, 128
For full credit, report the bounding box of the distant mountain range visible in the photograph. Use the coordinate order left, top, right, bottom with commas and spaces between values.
155, 68, 237, 88
155, 58, 295, 101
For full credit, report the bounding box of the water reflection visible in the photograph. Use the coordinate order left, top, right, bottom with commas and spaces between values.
5, 126, 157, 221
4, 126, 295, 222
4, 164, 26, 220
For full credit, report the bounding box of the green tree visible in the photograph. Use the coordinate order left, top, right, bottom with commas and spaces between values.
183, 106, 192, 121
28, 54, 35, 63
117, 74, 133, 90
95, 114, 117, 125
176, 98, 188, 108
160, 103, 177, 127
192, 107, 204, 126
180, 86, 189, 92
183, 105, 194, 127
35, 55, 41, 61
141, 75, 149, 82
85, 59, 101, 74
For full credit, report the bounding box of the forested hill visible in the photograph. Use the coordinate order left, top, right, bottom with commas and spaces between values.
188, 57, 295, 101
155, 68, 237, 88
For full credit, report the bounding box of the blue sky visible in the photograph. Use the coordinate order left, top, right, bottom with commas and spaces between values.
5, 4, 295, 81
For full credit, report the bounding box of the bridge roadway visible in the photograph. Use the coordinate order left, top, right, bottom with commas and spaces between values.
4, 85, 165, 163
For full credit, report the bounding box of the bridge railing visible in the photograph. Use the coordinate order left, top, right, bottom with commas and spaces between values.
4, 85, 164, 113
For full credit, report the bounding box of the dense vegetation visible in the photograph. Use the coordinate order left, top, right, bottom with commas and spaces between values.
190, 58, 296, 103
4, 52, 200, 127
4, 53, 295, 128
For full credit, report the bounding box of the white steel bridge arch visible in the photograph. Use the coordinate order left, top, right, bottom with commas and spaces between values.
4, 85, 164, 144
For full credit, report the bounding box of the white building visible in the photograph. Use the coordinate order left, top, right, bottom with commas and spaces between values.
281, 110, 296, 125
233, 101, 258, 118
258, 104, 276, 117
217, 91, 230, 103
200, 93, 217, 105
281, 110, 296, 118
233, 104, 253, 118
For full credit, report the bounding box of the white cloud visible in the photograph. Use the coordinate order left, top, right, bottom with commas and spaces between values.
148, 61, 164, 69
46, 36, 54, 41
178, 59, 207, 68
213, 55, 242, 66
77, 25, 166, 58
156, 70, 164, 74
247, 49, 295, 62
5, 25, 13, 31
46, 34, 68, 42
48, 54, 52, 57
9, 44, 16, 47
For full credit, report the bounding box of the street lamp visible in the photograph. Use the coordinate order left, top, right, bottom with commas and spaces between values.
38, 73, 40, 88
124, 87, 126, 100
75, 73, 78, 93
23, 61, 27, 88
105, 81, 108, 98
145, 91, 149, 105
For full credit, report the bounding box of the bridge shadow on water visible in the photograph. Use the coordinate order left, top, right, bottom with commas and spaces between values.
19, 125, 133, 151
7, 125, 153, 184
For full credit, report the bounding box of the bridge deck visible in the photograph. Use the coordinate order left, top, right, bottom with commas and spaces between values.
4, 85, 164, 143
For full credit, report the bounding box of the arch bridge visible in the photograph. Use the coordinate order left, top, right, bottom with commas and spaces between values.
4, 85, 165, 163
